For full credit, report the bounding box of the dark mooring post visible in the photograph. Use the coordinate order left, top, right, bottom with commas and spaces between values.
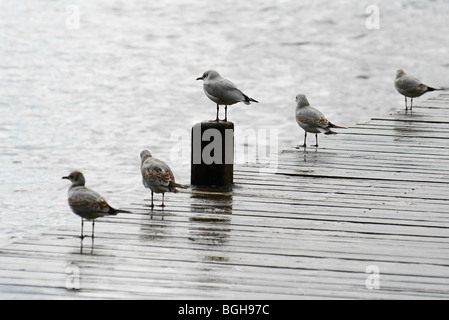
191, 121, 234, 187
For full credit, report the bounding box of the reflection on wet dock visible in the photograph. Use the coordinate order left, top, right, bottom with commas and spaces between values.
1, 95, 449, 299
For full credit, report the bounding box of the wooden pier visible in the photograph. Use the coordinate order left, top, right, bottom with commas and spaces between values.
1, 95, 449, 299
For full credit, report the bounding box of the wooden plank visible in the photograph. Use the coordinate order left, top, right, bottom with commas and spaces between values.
1, 235, 448, 299
1, 231, 448, 300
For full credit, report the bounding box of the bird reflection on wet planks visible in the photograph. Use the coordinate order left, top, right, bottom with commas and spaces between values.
1, 95, 449, 299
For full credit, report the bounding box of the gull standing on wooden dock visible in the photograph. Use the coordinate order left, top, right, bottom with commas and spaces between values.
62, 171, 130, 239
295, 94, 346, 148
394, 69, 442, 111
196, 70, 258, 122
140, 150, 188, 208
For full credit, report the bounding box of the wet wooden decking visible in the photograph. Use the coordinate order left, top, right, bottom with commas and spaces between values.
1, 95, 449, 299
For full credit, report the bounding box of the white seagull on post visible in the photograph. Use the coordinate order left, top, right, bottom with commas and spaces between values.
196, 70, 258, 122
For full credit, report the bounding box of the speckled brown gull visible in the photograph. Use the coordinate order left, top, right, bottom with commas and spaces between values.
196, 70, 258, 122
140, 150, 188, 208
62, 171, 130, 239
394, 69, 442, 111
295, 94, 346, 148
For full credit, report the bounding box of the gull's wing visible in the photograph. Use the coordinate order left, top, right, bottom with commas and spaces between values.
204, 77, 246, 104
68, 187, 111, 214
296, 106, 330, 129
141, 158, 175, 188
395, 75, 427, 95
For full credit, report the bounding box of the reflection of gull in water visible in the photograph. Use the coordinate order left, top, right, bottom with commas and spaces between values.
196, 70, 258, 122
140, 149, 188, 208
62, 171, 130, 239
295, 94, 346, 148
394, 69, 442, 111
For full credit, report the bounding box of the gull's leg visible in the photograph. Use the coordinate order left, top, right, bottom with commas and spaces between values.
161, 193, 165, 207
297, 132, 307, 148
90, 223, 94, 254
410, 98, 413, 111
224, 105, 228, 122
312, 134, 319, 147
151, 190, 154, 208
80, 218, 84, 239
405, 96, 408, 110
215, 105, 220, 121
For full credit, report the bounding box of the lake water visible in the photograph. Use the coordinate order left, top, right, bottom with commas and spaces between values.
1, 0, 448, 245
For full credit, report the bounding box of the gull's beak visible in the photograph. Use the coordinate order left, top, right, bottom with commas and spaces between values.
196, 76, 203, 80
62, 176, 69, 180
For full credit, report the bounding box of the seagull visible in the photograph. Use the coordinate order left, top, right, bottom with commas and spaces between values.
394, 69, 442, 111
62, 171, 130, 239
196, 70, 258, 122
295, 94, 346, 148
140, 150, 188, 207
